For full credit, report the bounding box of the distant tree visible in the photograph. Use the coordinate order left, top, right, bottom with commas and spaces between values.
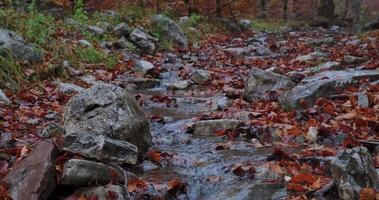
318, 0, 335, 19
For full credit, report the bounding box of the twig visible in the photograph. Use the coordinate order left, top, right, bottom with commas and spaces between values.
314, 182, 335, 200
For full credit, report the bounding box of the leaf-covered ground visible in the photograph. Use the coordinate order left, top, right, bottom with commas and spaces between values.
0, 26, 378, 199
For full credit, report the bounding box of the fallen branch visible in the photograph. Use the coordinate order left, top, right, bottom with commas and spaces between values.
314, 182, 335, 200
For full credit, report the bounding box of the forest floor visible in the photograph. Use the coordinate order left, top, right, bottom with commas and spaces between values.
0, 8, 379, 200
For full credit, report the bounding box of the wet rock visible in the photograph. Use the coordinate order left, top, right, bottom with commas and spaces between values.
307, 37, 335, 46
129, 27, 156, 55
57, 82, 85, 94
164, 53, 178, 63
78, 39, 92, 47
40, 123, 65, 138
101, 41, 113, 49
244, 67, 295, 102
343, 55, 365, 64
330, 25, 340, 32
63, 84, 152, 156
151, 15, 188, 49
0, 89, 11, 105
301, 61, 341, 75
134, 60, 155, 75
362, 17, 379, 31
295, 51, 328, 62
208, 183, 286, 200
191, 69, 211, 84
0, 29, 42, 64
279, 70, 379, 110
80, 75, 104, 85
357, 92, 369, 107
254, 45, 273, 57
131, 78, 160, 89
347, 39, 361, 46
164, 80, 191, 90
211, 95, 231, 111
331, 147, 378, 200
192, 119, 241, 135
113, 23, 131, 37
72, 184, 129, 200
88, 25, 105, 35
63, 133, 138, 165
226, 47, 253, 56
239, 19, 252, 30
62, 159, 125, 186
265, 67, 281, 74
43, 111, 62, 121
3, 141, 57, 200
96, 21, 111, 31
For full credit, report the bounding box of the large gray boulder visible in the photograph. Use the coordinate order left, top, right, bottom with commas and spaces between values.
0, 29, 42, 64
129, 27, 156, 55
64, 134, 138, 165
331, 147, 378, 200
279, 70, 379, 110
151, 15, 188, 49
71, 184, 129, 200
244, 67, 295, 101
63, 84, 152, 158
3, 141, 57, 200
62, 159, 125, 186
113, 22, 131, 37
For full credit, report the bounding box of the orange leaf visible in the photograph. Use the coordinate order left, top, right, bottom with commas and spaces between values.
127, 178, 147, 193
147, 150, 161, 163
359, 188, 376, 200
290, 173, 316, 184
168, 179, 184, 190
287, 183, 308, 191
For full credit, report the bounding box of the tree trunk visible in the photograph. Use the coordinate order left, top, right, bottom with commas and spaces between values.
283, 0, 288, 20
216, 0, 222, 17
318, 0, 335, 19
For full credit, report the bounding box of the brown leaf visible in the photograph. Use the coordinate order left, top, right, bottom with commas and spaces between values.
128, 178, 147, 193
359, 188, 376, 200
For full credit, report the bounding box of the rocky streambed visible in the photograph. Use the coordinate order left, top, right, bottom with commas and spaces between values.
1, 25, 379, 200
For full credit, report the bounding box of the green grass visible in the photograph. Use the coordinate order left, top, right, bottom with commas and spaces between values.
75, 47, 117, 69
250, 19, 309, 33
0, 55, 24, 90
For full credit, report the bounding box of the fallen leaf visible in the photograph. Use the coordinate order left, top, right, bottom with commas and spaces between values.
289, 173, 316, 184
128, 178, 147, 193
287, 183, 308, 192
359, 188, 376, 200
147, 149, 161, 163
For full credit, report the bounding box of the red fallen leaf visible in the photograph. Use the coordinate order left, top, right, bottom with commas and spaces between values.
289, 173, 316, 184
168, 179, 184, 190
0, 182, 11, 200
108, 191, 119, 200
215, 129, 228, 136
299, 99, 307, 109
287, 182, 308, 192
147, 149, 161, 163
309, 177, 321, 190
268, 147, 291, 161
322, 103, 336, 115
127, 178, 147, 193
207, 176, 222, 182
374, 154, 379, 168
0, 161, 9, 176
359, 188, 376, 200
231, 165, 245, 176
